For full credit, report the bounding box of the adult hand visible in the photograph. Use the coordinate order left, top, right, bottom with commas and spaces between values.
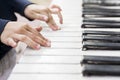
24, 4, 63, 31
0, 22, 51, 50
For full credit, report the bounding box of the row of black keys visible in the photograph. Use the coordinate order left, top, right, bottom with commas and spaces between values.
82, 30, 120, 50
82, 0, 120, 77
83, 0, 120, 17
82, 55, 120, 76
82, 18, 120, 28
83, 0, 120, 6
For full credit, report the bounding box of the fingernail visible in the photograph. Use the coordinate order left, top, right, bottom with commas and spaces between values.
60, 21, 63, 24
43, 16, 48, 21
46, 39, 51, 43
51, 26, 58, 31
52, 28, 57, 31
35, 45, 40, 50
55, 26, 61, 30
12, 43, 17, 47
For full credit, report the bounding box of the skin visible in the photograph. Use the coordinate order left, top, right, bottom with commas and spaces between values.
0, 4, 63, 50
24, 4, 63, 31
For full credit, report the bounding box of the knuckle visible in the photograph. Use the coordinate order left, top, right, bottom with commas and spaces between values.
41, 40, 46, 45
21, 35, 28, 41
22, 23, 29, 28
32, 36, 38, 41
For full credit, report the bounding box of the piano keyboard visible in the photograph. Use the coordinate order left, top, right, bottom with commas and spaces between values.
7, 0, 120, 80
81, 0, 120, 78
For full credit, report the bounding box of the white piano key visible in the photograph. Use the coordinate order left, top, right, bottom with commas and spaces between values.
62, 12, 82, 15
24, 48, 81, 56
54, 16, 82, 21
9, 75, 120, 80
41, 25, 81, 29
40, 23, 81, 28
47, 36, 81, 42
42, 27, 82, 32
8, 74, 81, 80
51, 42, 82, 49
39, 20, 81, 27
41, 31, 81, 37
52, 0, 81, 10
60, 27, 81, 32
12, 64, 81, 74
54, 20, 81, 25
61, 21, 81, 25
19, 56, 82, 64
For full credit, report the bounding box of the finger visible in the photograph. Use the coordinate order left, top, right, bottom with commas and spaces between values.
37, 32, 50, 43
25, 25, 48, 41
34, 36, 51, 47
35, 26, 42, 32
25, 25, 41, 36
57, 12, 63, 24
49, 8, 63, 24
32, 12, 48, 21
49, 8, 60, 14
24, 30, 51, 47
51, 5, 62, 11
24, 25, 44, 39
6, 38, 17, 48
47, 13, 61, 31
12, 34, 40, 50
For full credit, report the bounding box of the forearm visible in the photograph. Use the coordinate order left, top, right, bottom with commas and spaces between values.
0, 19, 12, 60
7, 0, 33, 17
0, 19, 9, 35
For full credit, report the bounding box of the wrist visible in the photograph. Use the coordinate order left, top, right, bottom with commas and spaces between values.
24, 4, 36, 19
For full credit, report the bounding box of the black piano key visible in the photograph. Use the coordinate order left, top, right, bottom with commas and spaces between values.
83, 6, 120, 13
83, 3, 120, 7
82, 6, 120, 17
81, 55, 120, 65
82, 41, 120, 50
82, 30, 120, 36
83, 7, 120, 13
83, 0, 120, 6
82, 19, 120, 28
82, 25, 120, 28
83, 18, 120, 23
82, 64, 120, 76
82, 12, 120, 18
83, 36, 120, 42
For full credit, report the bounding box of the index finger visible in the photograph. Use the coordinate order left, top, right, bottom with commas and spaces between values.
50, 5, 62, 11
57, 12, 63, 24
49, 8, 63, 24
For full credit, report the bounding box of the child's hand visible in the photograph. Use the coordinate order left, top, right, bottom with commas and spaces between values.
1, 22, 51, 49
24, 4, 63, 31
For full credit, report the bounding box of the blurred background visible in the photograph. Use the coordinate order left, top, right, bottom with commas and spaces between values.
30, 0, 52, 6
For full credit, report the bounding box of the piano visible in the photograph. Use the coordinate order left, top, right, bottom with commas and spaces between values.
1, 0, 120, 80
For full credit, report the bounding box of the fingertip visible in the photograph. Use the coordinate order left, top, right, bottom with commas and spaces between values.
7, 38, 17, 48
46, 39, 51, 43
60, 20, 63, 24
43, 16, 48, 21
46, 42, 51, 47
35, 44, 41, 50
11, 42, 17, 48
50, 26, 57, 31
36, 26, 42, 32
59, 8, 62, 11
55, 25, 61, 30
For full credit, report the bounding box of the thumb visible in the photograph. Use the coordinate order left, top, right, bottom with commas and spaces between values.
6, 38, 17, 47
